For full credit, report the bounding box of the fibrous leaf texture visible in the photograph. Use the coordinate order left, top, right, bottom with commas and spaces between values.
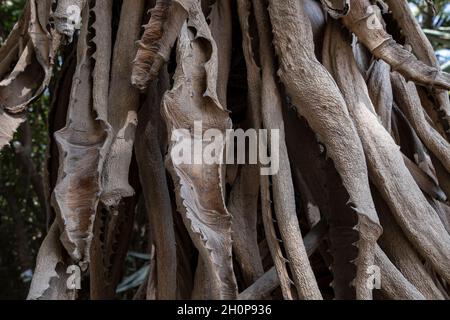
0, 0, 447, 301
52, 0, 112, 268
0, 0, 59, 150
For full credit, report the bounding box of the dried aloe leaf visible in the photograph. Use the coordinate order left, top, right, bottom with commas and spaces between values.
391, 103, 443, 190
135, 67, 177, 299
268, 0, 381, 299
320, 0, 350, 18
0, 0, 58, 150
208, 0, 232, 106
238, 221, 328, 300
367, 60, 393, 133
375, 245, 425, 300
0, 8, 29, 78
374, 191, 446, 300
231, 0, 265, 289
403, 154, 447, 202
27, 223, 74, 300
90, 1, 146, 297
0, 111, 26, 150
324, 20, 450, 285
132, 0, 187, 89
0, 0, 55, 112
52, 0, 87, 42
260, 175, 294, 299
385, 0, 450, 135
162, 3, 237, 298
52, 1, 112, 268
101, 0, 145, 209
254, 0, 322, 300
284, 105, 358, 299
341, 0, 450, 90
391, 72, 450, 174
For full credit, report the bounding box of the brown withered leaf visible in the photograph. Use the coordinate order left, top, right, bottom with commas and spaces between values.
101, 0, 145, 209
27, 223, 74, 300
52, 0, 87, 42
0, 0, 58, 150
162, 2, 237, 298
342, 0, 450, 90
52, 1, 112, 268
324, 20, 450, 287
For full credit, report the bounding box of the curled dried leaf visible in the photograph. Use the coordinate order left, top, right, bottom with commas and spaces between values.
52, 1, 112, 267
163, 3, 237, 298
0, 0, 58, 150
342, 0, 450, 90
101, 0, 145, 209
269, 0, 381, 299
320, 0, 350, 18
131, 0, 187, 89
52, 0, 87, 42
27, 223, 74, 300
0, 111, 26, 150
324, 20, 450, 286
